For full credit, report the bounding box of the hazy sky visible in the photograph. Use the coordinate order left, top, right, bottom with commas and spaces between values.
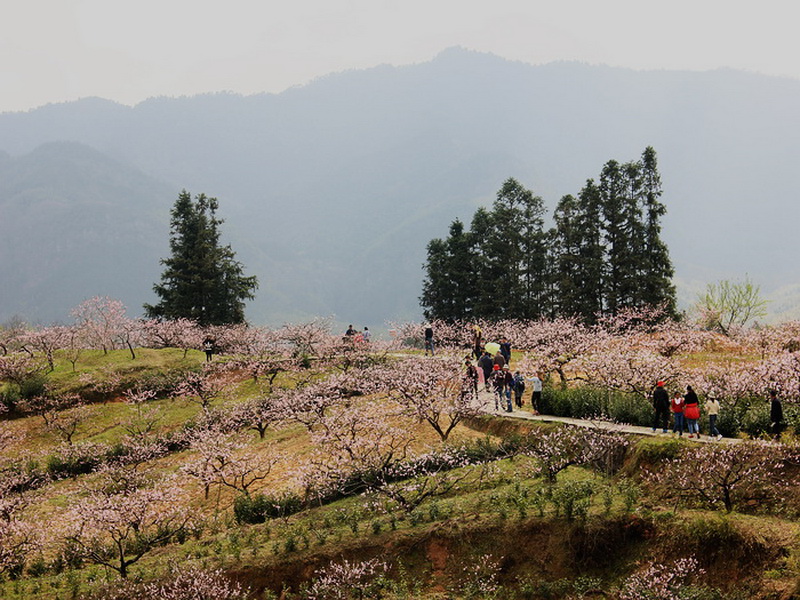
3, 0, 798, 113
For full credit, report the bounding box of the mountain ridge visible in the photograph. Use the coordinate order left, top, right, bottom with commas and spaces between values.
1, 48, 799, 326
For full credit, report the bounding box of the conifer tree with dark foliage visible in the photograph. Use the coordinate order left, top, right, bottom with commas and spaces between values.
420, 147, 676, 324
420, 219, 476, 321
145, 190, 258, 326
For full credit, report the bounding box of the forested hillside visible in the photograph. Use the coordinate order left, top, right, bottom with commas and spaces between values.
2, 48, 800, 325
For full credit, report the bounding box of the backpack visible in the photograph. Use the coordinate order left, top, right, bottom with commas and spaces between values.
514, 375, 525, 392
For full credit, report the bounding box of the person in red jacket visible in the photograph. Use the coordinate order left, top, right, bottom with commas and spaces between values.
670, 390, 685, 436
683, 385, 701, 438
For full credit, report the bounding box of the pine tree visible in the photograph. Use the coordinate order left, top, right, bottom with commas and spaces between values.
550, 194, 583, 318
638, 147, 677, 315
144, 191, 258, 325
574, 180, 606, 322
420, 219, 476, 321
475, 178, 547, 319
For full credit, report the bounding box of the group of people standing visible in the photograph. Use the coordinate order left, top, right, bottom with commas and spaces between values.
344, 324, 371, 344
653, 382, 785, 440
651, 382, 718, 439
463, 325, 543, 414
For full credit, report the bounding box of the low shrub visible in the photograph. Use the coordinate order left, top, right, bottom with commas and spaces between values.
541, 385, 651, 426
233, 492, 303, 524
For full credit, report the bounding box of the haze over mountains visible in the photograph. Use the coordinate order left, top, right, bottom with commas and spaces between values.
2, 47, 800, 328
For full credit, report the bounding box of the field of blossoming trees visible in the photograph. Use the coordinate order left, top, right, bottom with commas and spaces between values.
1, 297, 799, 599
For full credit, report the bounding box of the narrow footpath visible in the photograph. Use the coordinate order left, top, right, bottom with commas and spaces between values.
474, 388, 732, 444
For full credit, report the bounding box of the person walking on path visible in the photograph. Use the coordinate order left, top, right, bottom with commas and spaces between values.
670, 390, 685, 436
464, 357, 479, 397
499, 338, 512, 365
491, 364, 504, 410
652, 381, 670, 433
770, 389, 785, 440
512, 371, 526, 409
500, 365, 515, 412
478, 351, 494, 392
493, 351, 506, 370
528, 374, 543, 415
424, 324, 435, 356
706, 396, 722, 440
684, 385, 701, 438
471, 324, 483, 360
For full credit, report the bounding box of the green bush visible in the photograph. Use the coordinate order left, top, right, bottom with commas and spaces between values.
15, 374, 48, 402
541, 385, 651, 426
233, 492, 303, 525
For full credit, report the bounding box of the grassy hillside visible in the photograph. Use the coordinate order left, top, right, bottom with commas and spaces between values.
0, 348, 798, 599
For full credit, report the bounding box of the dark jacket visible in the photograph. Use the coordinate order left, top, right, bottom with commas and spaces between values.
771, 398, 784, 423
478, 354, 494, 376
652, 386, 669, 411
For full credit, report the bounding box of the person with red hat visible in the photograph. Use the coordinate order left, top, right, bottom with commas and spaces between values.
491, 364, 504, 410
652, 380, 670, 434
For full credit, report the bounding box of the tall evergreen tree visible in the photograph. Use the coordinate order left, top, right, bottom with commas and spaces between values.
144, 190, 258, 325
574, 180, 606, 322
550, 194, 583, 318
474, 179, 547, 319
419, 147, 676, 324
638, 146, 677, 315
420, 219, 476, 321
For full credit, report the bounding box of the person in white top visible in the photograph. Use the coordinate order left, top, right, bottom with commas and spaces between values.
528, 374, 543, 414
706, 396, 722, 440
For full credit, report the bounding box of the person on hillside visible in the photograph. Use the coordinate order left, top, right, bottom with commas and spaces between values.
499, 338, 512, 365
500, 364, 515, 412
493, 351, 506, 370
513, 370, 526, 409
478, 351, 494, 391
491, 364, 503, 410
471, 324, 483, 360
706, 396, 722, 440
652, 381, 670, 434
683, 385, 701, 438
202, 337, 215, 362
528, 373, 543, 415
362, 326, 371, 343
769, 389, 784, 440
424, 324, 435, 356
464, 357, 479, 397
670, 390, 685, 437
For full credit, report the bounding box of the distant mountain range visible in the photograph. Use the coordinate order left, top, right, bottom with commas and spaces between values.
2, 47, 799, 328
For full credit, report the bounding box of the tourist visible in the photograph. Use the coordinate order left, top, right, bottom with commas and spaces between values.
706, 396, 722, 440
512, 370, 525, 408
478, 351, 494, 391
202, 337, 215, 362
471, 324, 483, 360
528, 373, 542, 415
670, 390, 685, 436
491, 364, 503, 410
652, 381, 670, 434
424, 324, 435, 356
464, 357, 479, 396
500, 365, 514, 412
683, 385, 701, 438
770, 389, 784, 440
499, 337, 512, 365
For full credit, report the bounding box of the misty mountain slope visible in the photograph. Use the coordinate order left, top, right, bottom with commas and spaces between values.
1, 47, 800, 325
0, 142, 172, 322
